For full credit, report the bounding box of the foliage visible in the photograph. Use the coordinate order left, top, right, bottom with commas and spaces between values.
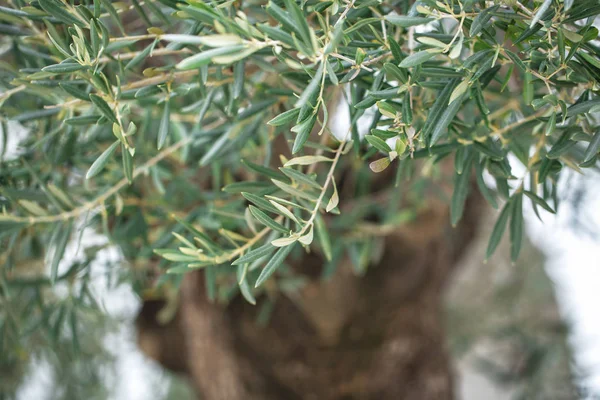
1, 0, 600, 392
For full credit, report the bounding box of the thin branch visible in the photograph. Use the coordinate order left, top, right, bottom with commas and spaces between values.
2, 137, 194, 225
298, 139, 346, 235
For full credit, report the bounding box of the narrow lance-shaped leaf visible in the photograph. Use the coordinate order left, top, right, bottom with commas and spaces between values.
365, 135, 392, 153
42, 63, 87, 74
39, 0, 86, 27
233, 242, 276, 266
283, 0, 313, 53
86, 141, 119, 179
298, 224, 314, 245
399, 50, 439, 68
295, 62, 324, 108
121, 143, 133, 184
291, 114, 317, 154
583, 129, 600, 164
268, 108, 300, 126
249, 206, 289, 234
326, 177, 339, 212
530, 0, 552, 28
486, 200, 512, 260
50, 221, 73, 284
475, 159, 498, 209
90, 94, 118, 124
509, 193, 524, 262
470, 5, 499, 37
315, 214, 332, 261
125, 39, 156, 70
280, 168, 321, 189
255, 242, 296, 287
385, 15, 433, 28
430, 92, 466, 145
176, 45, 246, 70
237, 264, 256, 305
524, 191, 556, 214
157, 99, 170, 150
450, 152, 473, 226
272, 234, 299, 247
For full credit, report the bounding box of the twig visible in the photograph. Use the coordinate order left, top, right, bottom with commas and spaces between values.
1, 136, 195, 225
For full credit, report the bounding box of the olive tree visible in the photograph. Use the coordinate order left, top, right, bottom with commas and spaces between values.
1, 0, 599, 398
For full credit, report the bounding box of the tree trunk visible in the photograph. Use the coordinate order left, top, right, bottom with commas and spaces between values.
137, 192, 484, 400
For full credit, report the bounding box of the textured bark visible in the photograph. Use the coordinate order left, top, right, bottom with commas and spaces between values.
137, 192, 483, 400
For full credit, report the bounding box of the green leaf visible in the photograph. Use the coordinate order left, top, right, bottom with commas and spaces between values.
86, 141, 119, 179
365, 135, 392, 153
233, 243, 276, 266
421, 79, 457, 140
166, 265, 195, 274
486, 200, 511, 260
385, 15, 433, 28
50, 222, 73, 284
524, 191, 555, 214
249, 206, 289, 234
269, 200, 300, 224
473, 141, 504, 160
89, 94, 118, 124
223, 181, 271, 193
430, 92, 466, 145
566, 98, 600, 118
121, 143, 133, 184
64, 115, 101, 126
272, 179, 318, 201
100, 0, 125, 35
125, 40, 156, 70
369, 157, 391, 173
450, 152, 473, 226
325, 177, 339, 212
157, 99, 170, 150
255, 242, 296, 287
268, 108, 300, 126
285, 155, 333, 166
272, 234, 299, 247
242, 192, 280, 214
384, 62, 408, 83
279, 168, 321, 189
176, 45, 246, 70
315, 214, 332, 261
583, 129, 600, 163
291, 114, 317, 154
504, 49, 527, 73
162, 34, 242, 47
509, 193, 523, 262
42, 63, 87, 74
60, 83, 90, 100
475, 159, 498, 209
233, 61, 245, 99
282, 0, 313, 53
469, 5, 498, 37
530, 0, 552, 28
241, 160, 282, 180
399, 50, 439, 68
389, 37, 403, 64
39, 0, 86, 27
237, 264, 256, 305
295, 62, 324, 108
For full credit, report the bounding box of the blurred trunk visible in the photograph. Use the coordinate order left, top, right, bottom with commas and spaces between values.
137, 191, 484, 400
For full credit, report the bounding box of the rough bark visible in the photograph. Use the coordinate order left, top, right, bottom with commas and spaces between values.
137, 191, 484, 400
